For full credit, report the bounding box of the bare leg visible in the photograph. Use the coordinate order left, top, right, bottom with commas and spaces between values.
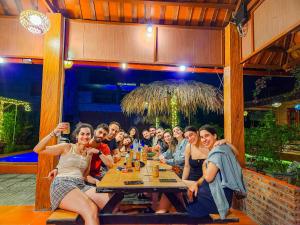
59, 188, 99, 225
156, 194, 171, 213
85, 187, 110, 209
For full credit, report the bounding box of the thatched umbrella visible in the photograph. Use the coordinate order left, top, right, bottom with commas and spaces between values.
121, 79, 223, 123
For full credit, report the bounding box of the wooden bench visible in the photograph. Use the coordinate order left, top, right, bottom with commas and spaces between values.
46, 209, 239, 225
46, 209, 79, 225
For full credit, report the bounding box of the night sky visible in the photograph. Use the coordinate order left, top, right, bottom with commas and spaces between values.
0, 63, 296, 130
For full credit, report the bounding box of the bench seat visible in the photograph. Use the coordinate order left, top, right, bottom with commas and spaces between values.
46, 209, 239, 225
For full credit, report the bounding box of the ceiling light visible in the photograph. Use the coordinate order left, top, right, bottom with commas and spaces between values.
22, 58, 32, 64
20, 10, 50, 35
147, 25, 153, 33
0, 57, 4, 64
272, 102, 282, 108
121, 63, 127, 70
179, 65, 186, 72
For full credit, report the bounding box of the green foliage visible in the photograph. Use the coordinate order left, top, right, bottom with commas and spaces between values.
245, 111, 300, 173
1, 107, 38, 154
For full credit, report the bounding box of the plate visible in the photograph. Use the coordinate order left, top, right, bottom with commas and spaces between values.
147, 152, 156, 158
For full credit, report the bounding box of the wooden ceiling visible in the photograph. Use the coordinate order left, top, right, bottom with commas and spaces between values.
0, 0, 237, 28
244, 28, 300, 71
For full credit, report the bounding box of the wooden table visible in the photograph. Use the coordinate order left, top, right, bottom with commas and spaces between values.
96, 159, 188, 212
95, 158, 239, 224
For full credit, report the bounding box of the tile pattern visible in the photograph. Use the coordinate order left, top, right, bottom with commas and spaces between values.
0, 174, 36, 205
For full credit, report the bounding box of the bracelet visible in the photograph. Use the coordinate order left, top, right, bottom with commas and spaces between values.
49, 131, 55, 137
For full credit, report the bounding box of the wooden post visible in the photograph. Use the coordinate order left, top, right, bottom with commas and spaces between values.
35, 13, 65, 210
224, 23, 245, 167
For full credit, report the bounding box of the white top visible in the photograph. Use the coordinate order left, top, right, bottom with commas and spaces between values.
56, 144, 90, 179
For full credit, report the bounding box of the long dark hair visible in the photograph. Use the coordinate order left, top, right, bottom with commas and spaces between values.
163, 130, 177, 153
128, 126, 139, 140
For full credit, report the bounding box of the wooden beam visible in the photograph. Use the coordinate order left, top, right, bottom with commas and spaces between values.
266, 46, 286, 53
243, 69, 291, 77
42, 0, 58, 13
0, 56, 291, 76
224, 23, 245, 167
243, 63, 282, 70
95, 1, 236, 10
72, 60, 224, 73
35, 13, 65, 211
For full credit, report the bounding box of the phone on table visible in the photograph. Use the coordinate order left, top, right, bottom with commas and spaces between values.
159, 178, 177, 183
124, 180, 144, 185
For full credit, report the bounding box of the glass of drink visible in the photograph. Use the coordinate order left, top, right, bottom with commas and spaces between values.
152, 165, 159, 178
142, 151, 147, 162
61, 122, 70, 135
134, 160, 140, 171
136, 152, 141, 161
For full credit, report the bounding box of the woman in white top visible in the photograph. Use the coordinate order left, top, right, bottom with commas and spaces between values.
33, 123, 109, 225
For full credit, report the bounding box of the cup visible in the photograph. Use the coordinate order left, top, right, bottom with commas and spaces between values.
152, 165, 159, 178
136, 152, 141, 161
126, 158, 132, 169
129, 150, 134, 159
62, 122, 70, 134
142, 151, 147, 162
134, 160, 141, 171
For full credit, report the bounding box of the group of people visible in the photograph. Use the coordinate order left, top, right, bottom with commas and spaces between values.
33, 121, 246, 225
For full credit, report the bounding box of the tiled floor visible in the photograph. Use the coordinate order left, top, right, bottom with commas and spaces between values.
0, 174, 36, 205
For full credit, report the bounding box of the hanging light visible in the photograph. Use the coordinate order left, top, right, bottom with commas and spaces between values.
19, 10, 50, 35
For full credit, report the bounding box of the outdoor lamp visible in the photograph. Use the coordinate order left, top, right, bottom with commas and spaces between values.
64, 60, 73, 69
272, 102, 282, 108
19, 10, 50, 35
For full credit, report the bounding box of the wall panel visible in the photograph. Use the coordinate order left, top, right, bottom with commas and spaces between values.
254, 0, 300, 51
67, 20, 155, 63
157, 27, 223, 66
0, 17, 43, 58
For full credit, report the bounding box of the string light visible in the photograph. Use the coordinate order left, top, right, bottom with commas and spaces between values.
171, 95, 179, 128
0, 97, 31, 142
155, 117, 160, 128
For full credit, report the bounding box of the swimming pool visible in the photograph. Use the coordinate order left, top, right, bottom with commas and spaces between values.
0, 152, 38, 163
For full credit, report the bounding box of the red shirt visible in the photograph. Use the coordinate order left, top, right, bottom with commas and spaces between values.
90, 143, 110, 177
